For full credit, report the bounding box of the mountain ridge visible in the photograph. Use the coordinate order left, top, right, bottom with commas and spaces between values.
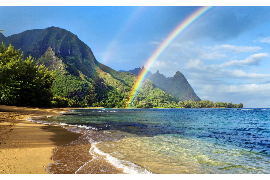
120, 67, 201, 101
1, 26, 202, 108
1, 27, 98, 78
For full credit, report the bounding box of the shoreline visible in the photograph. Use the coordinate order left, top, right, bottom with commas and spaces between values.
0, 105, 126, 174
0, 105, 76, 174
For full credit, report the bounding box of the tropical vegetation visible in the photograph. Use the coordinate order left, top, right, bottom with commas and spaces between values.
0, 43, 54, 106
0, 27, 244, 109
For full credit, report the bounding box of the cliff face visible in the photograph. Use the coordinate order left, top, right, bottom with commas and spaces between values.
37, 47, 64, 71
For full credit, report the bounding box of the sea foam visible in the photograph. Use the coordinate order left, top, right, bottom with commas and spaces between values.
28, 115, 151, 174
87, 141, 152, 174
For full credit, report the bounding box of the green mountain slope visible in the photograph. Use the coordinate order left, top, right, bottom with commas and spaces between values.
3, 27, 98, 77
1, 27, 178, 108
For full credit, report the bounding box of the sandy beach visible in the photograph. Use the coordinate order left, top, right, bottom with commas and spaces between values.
0, 105, 126, 174
0, 105, 76, 174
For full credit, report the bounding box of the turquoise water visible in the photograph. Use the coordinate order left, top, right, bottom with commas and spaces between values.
33, 108, 270, 174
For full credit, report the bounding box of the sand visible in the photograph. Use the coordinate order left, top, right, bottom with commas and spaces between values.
0, 105, 74, 174
0, 105, 125, 174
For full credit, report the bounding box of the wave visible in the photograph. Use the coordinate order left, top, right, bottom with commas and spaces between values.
78, 141, 152, 174
27, 115, 151, 174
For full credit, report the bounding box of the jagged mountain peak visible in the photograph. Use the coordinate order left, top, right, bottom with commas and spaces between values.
173, 71, 187, 82
174, 71, 182, 76
154, 70, 160, 74
123, 67, 201, 102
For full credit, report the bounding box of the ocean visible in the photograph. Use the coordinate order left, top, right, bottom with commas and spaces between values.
30, 108, 270, 174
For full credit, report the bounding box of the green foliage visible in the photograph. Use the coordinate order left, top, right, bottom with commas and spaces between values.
51, 69, 96, 107
97, 62, 135, 88
131, 80, 177, 108
51, 96, 69, 107
0, 28, 244, 109
151, 100, 243, 109
104, 90, 126, 108
0, 43, 55, 106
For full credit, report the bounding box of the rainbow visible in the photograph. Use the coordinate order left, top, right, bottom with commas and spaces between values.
126, 6, 213, 108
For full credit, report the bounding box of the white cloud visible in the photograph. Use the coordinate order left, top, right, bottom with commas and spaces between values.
219, 45, 261, 53
229, 69, 270, 78
219, 53, 269, 67
185, 57, 270, 79
149, 60, 169, 73
258, 37, 270, 43
204, 83, 270, 94
185, 59, 207, 71
225, 84, 270, 93
201, 52, 227, 60
204, 44, 261, 53
162, 40, 270, 108
196, 83, 270, 108
197, 44, 261, 60
152, 60, 167, 69
151, 41, 270, 107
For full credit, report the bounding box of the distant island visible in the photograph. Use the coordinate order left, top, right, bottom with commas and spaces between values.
0, 27, 243, 108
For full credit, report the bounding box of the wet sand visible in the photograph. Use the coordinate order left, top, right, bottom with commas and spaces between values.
0, 105, 76, 174
0, 105, 125, 174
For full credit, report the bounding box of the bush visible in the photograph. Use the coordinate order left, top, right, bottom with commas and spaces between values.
0, 43, 55, 107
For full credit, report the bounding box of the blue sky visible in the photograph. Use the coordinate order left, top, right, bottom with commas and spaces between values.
1, 3, 270, 108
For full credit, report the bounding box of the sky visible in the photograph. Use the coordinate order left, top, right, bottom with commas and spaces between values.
1, 2, 270, 108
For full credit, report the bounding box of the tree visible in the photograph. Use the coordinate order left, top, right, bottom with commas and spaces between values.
0, 43, 55, 106
237, 103, 243, 108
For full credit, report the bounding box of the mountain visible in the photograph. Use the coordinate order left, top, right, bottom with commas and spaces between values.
1, 27, 244, 108
0, 32, 5, 42
2, 27, 98, 78
121, 67, 201, 102
162, 71, 201, 102
0, 27, 178, 108
37, 47, 64, 71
